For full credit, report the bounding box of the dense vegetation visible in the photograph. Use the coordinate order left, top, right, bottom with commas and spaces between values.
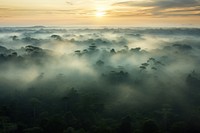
0, 27, 200, 133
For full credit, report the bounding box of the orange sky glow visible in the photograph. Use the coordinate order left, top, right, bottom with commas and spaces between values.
0, 0, 200, 26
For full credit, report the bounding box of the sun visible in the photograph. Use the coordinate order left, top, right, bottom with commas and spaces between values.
96, 11, 105, 17
95, 7, 106, 17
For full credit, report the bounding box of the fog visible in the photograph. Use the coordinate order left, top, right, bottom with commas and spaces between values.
0, 27, 200, 133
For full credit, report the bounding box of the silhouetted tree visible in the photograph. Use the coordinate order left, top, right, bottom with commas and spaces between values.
118, 116, 132, 133
142, 119, 159, 133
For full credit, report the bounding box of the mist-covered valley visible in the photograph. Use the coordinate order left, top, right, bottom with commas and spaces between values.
0, 27, 200, 133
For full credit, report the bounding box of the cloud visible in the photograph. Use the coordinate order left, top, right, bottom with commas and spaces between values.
113, 0, 200, 8
112, 0, 200, 17
0, 7, 96, 19
66, 1, 73, 5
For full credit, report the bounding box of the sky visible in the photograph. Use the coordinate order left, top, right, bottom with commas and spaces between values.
0, 0, 200, 27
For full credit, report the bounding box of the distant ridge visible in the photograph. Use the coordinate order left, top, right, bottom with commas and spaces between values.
29, 26, 46, 28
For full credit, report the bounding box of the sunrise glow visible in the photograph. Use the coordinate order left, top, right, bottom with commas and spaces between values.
0, 0, 200, 26
95, 7, 106, 17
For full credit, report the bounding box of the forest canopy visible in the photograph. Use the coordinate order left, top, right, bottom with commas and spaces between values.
0, 27, 200, 133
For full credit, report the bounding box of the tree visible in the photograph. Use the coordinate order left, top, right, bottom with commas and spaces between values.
142, 119, 159, 133
30, 98, 41, 121
118, 116, 132, 133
